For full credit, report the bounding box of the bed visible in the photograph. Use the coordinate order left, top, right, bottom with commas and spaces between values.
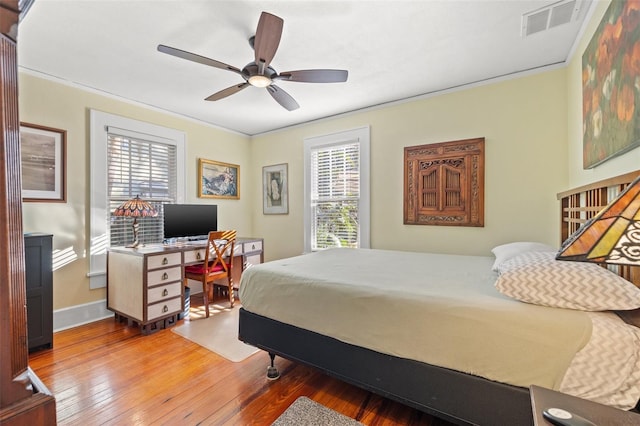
238, 171, 640, 425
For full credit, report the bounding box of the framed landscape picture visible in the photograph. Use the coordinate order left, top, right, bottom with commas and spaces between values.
198, 158, 239, 199
20, 122, 66, 202
263, 163, 288, 214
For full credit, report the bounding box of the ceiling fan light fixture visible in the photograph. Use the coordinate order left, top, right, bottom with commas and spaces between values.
248, 74, 272, 88
158, 11, 348, 111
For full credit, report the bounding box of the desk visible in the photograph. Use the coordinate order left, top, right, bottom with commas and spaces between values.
107, 237, 263, 334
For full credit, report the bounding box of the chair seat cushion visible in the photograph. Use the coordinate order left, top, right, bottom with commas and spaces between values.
184, 261, 229, 275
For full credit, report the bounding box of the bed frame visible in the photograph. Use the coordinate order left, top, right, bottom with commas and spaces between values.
238, 170, 640, 426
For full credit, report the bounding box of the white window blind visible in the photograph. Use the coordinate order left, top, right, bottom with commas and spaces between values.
310, 141, 361, 250
107, 132, 177, 246
304, 126, 370, 252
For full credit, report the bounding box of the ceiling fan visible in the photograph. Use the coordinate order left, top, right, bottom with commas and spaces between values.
157, 11, 348, 111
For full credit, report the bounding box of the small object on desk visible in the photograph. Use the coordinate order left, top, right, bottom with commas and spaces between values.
542, 408, 596, 426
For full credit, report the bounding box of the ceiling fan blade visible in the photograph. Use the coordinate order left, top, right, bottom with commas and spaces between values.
158, 44, 242, 76
267, 85, 299, 111
253, 12, 283, 73
276, 69, 348, 83
205, 83, 249, 101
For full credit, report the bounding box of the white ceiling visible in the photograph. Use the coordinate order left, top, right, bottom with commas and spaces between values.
17, 0, 593, 136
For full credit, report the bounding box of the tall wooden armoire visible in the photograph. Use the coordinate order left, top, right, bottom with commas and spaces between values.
0, 1, 57, 424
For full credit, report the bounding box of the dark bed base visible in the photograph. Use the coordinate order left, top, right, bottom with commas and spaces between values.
238, 308, 533, 426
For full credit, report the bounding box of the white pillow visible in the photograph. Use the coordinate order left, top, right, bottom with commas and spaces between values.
491, 241, 556, 271
495, 251, 640, 311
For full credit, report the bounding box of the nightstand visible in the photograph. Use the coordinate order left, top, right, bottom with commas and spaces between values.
530, 385, 640, 425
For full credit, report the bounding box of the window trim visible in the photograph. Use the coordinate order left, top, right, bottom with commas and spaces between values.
303, 126, 370, 253
89, 110, 186, 289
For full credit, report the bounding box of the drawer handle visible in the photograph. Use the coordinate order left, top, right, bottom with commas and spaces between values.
252, 244, 256, 250
162, 305, 168, 313
196, 252, 202, 260
162, 257, 168, 265
162, 272, 169, 280
162, 289, 168, 297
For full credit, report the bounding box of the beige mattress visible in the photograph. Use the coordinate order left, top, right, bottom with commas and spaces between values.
239, 248, 640, 408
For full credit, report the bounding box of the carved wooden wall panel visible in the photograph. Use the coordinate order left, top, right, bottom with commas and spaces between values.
404, 137, 484, 227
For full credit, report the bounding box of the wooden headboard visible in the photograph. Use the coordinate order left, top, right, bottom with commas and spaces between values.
557, 170, 640, 287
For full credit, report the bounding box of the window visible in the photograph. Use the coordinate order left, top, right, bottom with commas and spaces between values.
89, 111, 185, 288
304, 126, 370, 252
107, 131, 177, 247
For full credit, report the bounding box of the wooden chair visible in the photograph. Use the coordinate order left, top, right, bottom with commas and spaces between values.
184, 230, 236, 318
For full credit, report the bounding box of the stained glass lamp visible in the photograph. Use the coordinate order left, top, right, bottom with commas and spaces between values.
113, 195, 158, 248
556, 175, 640, 265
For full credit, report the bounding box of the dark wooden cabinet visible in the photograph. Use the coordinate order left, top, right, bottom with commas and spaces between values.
24, 233, 53, 352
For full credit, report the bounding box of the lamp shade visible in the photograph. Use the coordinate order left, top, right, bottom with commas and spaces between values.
113, 195, 158, 218
556, 175, 640, 265
113, 196, 157, 248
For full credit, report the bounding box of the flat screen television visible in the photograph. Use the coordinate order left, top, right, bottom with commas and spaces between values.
163, 204, 217, 240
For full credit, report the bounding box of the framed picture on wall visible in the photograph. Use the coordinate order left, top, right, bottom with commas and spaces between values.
198, 158, 240, 199
20, 122, 67, 202
263, 163, 288, 214
582, 1, 640, 168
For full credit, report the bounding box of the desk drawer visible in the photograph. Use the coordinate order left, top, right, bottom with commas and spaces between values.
147, 266, 181, 286
147, 296, 182, 320
183, 248, 206, 264
147, 252, 181, 270
243, 240, 262, 254
148, 282, 182, 304
245, 253, 262, 267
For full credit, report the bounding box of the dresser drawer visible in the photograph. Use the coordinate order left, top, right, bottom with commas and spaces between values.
147, 297, 182, 320
148, 282, 182, 304
147, 252, 181, 270
147, 266, 181, 286
243, 240, 262, 254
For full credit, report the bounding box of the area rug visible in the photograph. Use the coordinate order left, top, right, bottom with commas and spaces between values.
171, 304, 259, 362
272, 396, 363, 426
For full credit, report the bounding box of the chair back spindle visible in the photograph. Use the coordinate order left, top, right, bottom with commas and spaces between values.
184, 230, 237, 317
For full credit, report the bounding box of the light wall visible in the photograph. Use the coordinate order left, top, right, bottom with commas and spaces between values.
19, 72, 252, 310
251, 69, 569, 261
566, 0, 640, 186
18, 0, 640, 315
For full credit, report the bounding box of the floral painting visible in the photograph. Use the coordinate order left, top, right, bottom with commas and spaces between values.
582, 0, 640, 169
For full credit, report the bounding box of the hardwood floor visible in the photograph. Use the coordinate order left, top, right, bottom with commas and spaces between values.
29, 293, 454, 426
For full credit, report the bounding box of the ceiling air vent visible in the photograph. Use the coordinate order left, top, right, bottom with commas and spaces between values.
522, 0, 582, 37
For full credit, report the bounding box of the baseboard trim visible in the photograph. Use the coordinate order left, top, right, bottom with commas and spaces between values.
53, 299, 113, 332
52, 289, 202, 332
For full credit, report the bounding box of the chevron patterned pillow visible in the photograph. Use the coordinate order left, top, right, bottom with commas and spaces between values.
495, 251, 640, 311
491, 241, 556, 271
